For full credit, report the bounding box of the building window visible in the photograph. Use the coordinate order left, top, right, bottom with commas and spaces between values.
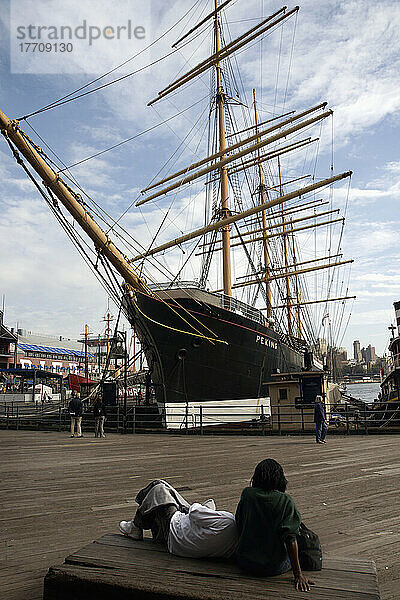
279, 388, 288, 401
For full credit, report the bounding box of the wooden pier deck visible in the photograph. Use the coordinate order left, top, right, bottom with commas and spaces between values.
0, 431, 399, 599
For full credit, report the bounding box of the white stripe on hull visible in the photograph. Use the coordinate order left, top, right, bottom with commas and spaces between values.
160, 397, 271, 429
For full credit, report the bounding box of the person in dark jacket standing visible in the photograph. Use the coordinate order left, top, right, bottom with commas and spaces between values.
93, 395, 107, 438
314, 395, 328, 444
235, 459, 314, 592
68, 392, 83, 438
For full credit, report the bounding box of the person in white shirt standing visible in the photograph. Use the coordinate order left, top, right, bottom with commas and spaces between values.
119, 480, 237, 559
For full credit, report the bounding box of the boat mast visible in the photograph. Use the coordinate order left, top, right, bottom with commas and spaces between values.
278, 156, 292, 337
290, 219, 302, 337
253, 89, 272, 318
0, 109, 147, 294
214, 0, 232, 297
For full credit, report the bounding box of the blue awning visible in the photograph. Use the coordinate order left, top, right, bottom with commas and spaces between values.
17, 343, 94, 358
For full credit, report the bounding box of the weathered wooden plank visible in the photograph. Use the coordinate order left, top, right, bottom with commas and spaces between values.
322, 556, 377, 574
40, 531, 379, 600
44, 563, 380, 600
62, 537, 380, 595
93, 535, 378, 574
328, 534, 400, 554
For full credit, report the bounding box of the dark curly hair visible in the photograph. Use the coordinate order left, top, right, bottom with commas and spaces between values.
251, 459, 287, 492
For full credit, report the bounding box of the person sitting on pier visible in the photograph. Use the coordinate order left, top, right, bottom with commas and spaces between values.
235, 459, 315, 592
119, 479, 238, 559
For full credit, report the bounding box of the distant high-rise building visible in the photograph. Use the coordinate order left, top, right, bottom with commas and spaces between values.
365, 344, 376, 364
353, 340, 362, 362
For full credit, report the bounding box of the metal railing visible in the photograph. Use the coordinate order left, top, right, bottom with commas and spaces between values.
1, 401, 400, 435
147, 282, 268, 327
219, 294, 267, 325
148, 281, 201, 291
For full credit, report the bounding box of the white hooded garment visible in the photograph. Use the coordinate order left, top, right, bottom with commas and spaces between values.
167, 502, 238, 558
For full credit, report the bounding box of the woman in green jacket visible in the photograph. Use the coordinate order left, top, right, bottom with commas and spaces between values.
235, 459, 314, 592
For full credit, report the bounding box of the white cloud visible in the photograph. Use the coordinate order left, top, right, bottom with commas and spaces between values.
357, 273, 400, 284
0, 171, 125, 337
8, 0, 152, 75
384, 161, 400, 174
347, 308, 394, 327
279, 0, 400, 140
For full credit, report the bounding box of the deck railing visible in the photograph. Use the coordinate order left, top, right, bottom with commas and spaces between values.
219, 294, 267, 325
147, 282, 268, 326
1, 400, 399, 435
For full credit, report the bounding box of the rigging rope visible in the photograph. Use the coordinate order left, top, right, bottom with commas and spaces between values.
59, 95, 209, 171
132, 298, 228, 345
18, 0, 205, 120
4, 136, 124, 309
3, 133, 227, 347
19, 50, 180, 120
22, 120, 202, 288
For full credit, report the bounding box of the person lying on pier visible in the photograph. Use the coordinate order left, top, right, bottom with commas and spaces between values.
119, 479, 238, 559
235, 459, 315, 592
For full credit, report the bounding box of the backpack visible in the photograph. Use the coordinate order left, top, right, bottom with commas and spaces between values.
297, 522, 322, 571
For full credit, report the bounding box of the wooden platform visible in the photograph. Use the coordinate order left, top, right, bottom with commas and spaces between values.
43, 533, 380, 600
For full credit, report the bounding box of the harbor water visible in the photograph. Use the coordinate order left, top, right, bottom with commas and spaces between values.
345, 382, 381, 403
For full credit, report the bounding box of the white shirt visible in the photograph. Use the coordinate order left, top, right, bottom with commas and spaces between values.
167, 502, 238, 558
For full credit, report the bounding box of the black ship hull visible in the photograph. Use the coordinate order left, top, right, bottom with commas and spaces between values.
125, 288, 306, 404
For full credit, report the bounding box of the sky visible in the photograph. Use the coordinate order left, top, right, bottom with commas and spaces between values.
0, 0, 399, 357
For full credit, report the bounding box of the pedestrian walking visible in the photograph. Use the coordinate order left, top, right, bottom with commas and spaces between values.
314, 395, 327, 444
93, 395, 107, 438
68, 391, 83, 438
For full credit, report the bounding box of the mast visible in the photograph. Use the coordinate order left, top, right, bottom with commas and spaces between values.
253, 89, 272, 317
219, 258, 353, 288
230, 208, 339, 240
290, 219, 302, 337
268, 295, 356, 310
215, 0, 232, 296
198, 216, 345, 254
278, 156, 292, 337
84, 324, 89, 385
131, 172, 352, 261
172, 0, 235, 48
0, 109, 147, 294
103, 307, 114, 357
148, 7, 295, 107
98, 334, 101, 373
139, 106, 331, 203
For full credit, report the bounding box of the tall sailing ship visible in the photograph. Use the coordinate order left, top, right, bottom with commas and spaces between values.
1, 1, 354, 416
